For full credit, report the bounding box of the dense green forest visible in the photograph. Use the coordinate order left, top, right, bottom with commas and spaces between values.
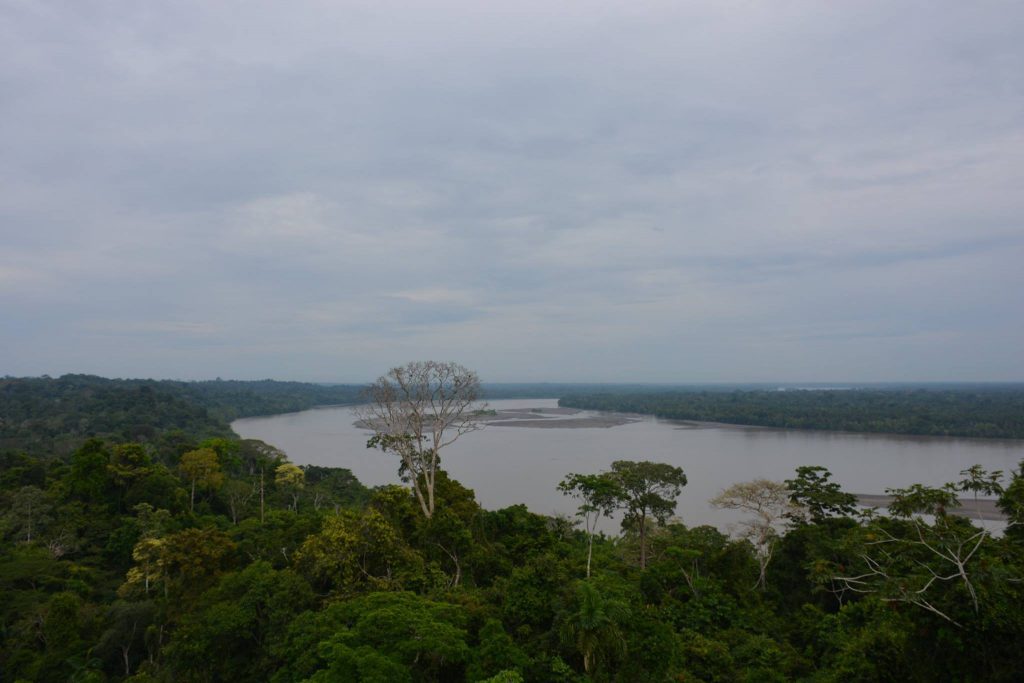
0, 375, 368, 458
559, 386, 1024, 439
3, 376, 1024, 681
0, 375, 584, 458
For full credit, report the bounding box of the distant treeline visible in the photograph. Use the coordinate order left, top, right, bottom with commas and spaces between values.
0, 375, 364, 457
175, 378, 364, 421
559, 386, 1024, 439
1, 375, 593, 459
3, 375, 1024, 681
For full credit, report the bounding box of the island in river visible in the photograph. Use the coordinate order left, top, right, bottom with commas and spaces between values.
234, 399, 1021, 529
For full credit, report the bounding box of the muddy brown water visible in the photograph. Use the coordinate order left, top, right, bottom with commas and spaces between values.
233, 399, 1023, 531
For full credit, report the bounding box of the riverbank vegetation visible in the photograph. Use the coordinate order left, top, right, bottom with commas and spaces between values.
0, 375, 365, 457
559, 386, 1024, 439
3, 374, 1024, 681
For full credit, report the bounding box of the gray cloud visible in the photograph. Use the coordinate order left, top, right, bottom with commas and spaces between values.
2, 1, 1022, 382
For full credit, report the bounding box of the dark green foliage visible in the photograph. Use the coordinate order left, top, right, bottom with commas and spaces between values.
564, 460, 687, 570
559, 581, 630, 679
997, 460, 1024, 540
0, 375, 231, 456
560, 386, 1024, 439
467, 619, 531, 682
785, 466, 858, 524
3, 381, 1024, 683
0, 374, 364, 457
165, 562, 314, 681
303, 464, 371, 510
176, 379, 364, 422
273, 592, 469, 683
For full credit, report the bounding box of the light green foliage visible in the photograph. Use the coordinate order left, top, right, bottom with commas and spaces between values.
121, 527, 235, 601
275, 462, 306, 511
178, 447, 225, 512
120, 536, 168, 598
295, 508, 429, 594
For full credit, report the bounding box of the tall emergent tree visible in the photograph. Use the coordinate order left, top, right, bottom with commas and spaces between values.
711, 479, 797, 590
356, 361, 483, 518
178, 448, 224, 513
559, 473, 620, 577
275, 462, 305, 511
607, 460, 687, 569
784, 466, 858, 524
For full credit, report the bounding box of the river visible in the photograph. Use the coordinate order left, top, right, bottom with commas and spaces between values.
232, 399, 1024, 530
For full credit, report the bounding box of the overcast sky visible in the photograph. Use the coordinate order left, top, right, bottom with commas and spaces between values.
2, 1, 1022, 383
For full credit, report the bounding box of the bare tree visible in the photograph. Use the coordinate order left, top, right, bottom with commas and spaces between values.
711, 479, 798, 590
831, 469, 1010, 627
356, 361, 484, 518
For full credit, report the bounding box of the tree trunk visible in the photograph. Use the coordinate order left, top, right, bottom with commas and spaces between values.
190, 479, 196, 512
639, 510, 647, 569
411, 477, 432, 518
425, 453, 437, 518
586, 533, 594, 578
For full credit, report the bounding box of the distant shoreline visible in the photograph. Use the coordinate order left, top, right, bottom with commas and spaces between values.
855, 494, 1007, 521
481, 407, 641, 429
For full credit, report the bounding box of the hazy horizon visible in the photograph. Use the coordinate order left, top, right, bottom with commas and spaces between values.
8, 373, 1024, 388
3, 2, 1022, 383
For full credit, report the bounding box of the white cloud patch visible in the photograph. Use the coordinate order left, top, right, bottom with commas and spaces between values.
1, 0, 1022, 381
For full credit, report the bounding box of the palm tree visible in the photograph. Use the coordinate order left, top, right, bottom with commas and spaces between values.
560, 581, 629, 677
